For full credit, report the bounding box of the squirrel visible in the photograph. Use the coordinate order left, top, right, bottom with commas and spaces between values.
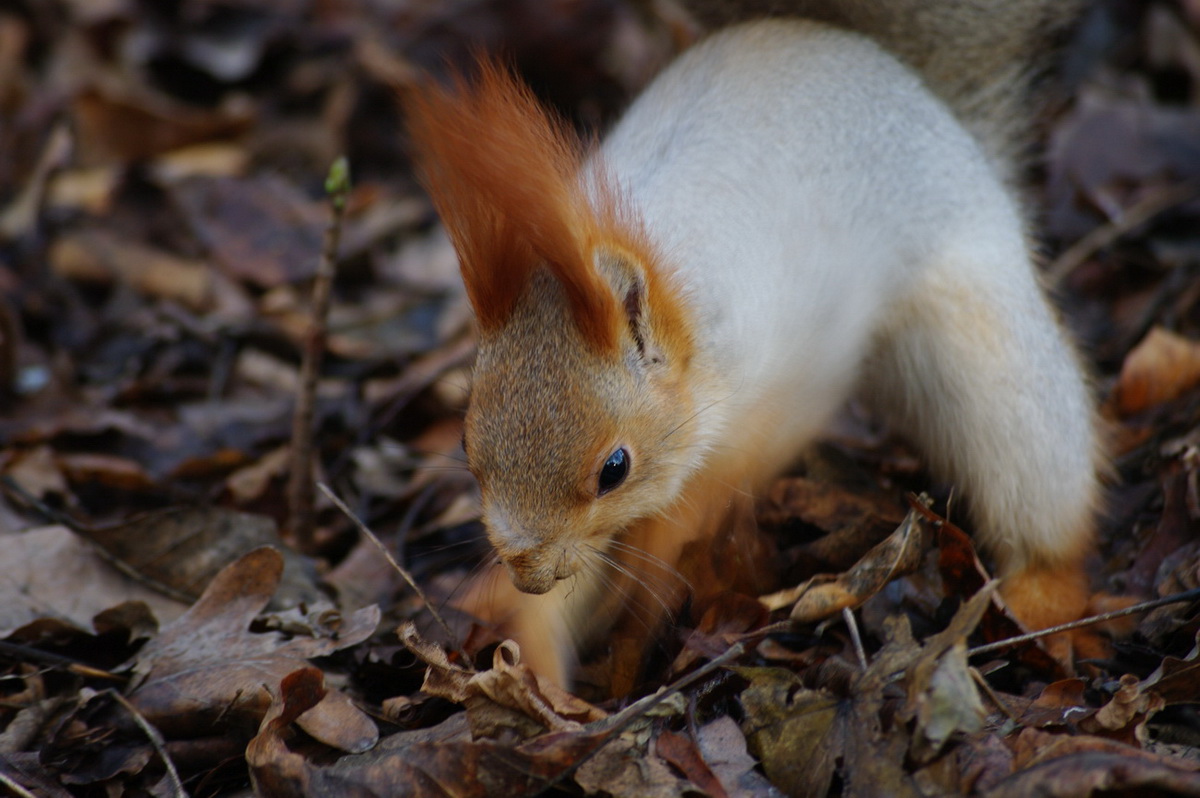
405, 0, 1102, 687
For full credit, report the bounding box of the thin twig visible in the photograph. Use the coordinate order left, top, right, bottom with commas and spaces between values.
843, 607, 869, 671
0, 476, 196, 604
0, 773, 38, 798
970, 666, 1018, 722
1048, 182, 1199, 286
0, 641, 124, 682
0, 121, 71, 240
288, 156, 351, 553
968, 586, 1200, 658
528, 642, 746, 796
603, 643, 745, 733
0, 295, 21, 403
318, 482, 473, 667
108, 690, 186, 798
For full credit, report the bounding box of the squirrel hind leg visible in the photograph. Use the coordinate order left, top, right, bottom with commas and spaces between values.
864, 251, 1104, 657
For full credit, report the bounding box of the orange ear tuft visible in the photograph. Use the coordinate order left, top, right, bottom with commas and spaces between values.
404, 59, 622, 351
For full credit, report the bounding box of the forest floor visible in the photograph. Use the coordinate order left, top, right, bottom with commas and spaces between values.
2, 0, 1200, 795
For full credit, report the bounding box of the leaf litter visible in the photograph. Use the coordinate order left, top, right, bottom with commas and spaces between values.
2, 0, 1200, 796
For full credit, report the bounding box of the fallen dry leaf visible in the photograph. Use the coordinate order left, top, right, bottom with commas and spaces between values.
2, 445, 71, 500
1002, 727, 1200, 797
400, 622, 607, 739
671, 589, 768, 676
79, 504, 320, 605
695, 715, 778, 797
246, 667, 329, 796
574, 733, 697, 798
955, 733, 1017, 794
1140, 632, 1200, 707
982, 750, 1200, 797
840, 620, 927, 798
739, 666, 846, 797
54, 452, 158, 492
761, 505, 932, 623
757, 475, 907, 531
931, 514, 1060, 672
46, 164, 121, 215
249, 666, 614, 797
127, 547, 379, 752
1128, 466, 1196, 600
1020, 679, 1091, 729
169, 174, 324, 288
1080, 673, 1164, 745
48, 227, 213, 310
72, 83, 255, 166
758, 476, 907, 575
1111, 327, 1200, 417
745, 587, 997, 797
656, 729, 729, 798
901, 583, 994, 763
0, 525, 188, 636
40, 690, 156, 789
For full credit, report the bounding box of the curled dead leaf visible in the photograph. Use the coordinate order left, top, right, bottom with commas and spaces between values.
1081, 673, 1163, 743
399, 622, 606, 741
762, 506, 932, 623
1111, 327, 1200, 416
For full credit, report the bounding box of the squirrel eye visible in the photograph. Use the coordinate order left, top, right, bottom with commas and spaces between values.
598, 448, 629, 496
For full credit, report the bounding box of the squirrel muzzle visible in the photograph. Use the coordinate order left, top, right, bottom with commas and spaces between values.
499, 544, 581, 595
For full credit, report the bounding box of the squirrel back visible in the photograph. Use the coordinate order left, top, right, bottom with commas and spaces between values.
674, 0, 1085, 185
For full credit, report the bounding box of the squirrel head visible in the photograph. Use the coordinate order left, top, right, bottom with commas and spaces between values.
406, 60, 699, 594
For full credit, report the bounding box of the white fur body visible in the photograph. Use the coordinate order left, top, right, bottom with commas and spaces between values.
431, 16, 1102, 686
595, 19, 1096, 572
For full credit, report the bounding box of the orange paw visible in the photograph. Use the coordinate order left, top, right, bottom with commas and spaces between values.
1000, 562, 1090, 669
1000, 564, 1142, 669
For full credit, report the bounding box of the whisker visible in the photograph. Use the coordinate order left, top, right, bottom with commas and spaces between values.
415, 537, 487, 557
590, 547, 679, 621
661, 379, 746, 441
408, 464, 472, 474
437, 546, 503, 620
663, 394, 728, 441
647, 458, 759, 502
606, 539, 693, 593
580, 555, 669, 638
415, 449, 470, 465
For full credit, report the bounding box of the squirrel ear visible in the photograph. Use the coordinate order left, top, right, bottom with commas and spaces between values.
404, 59, 622, 352
593, 240, 696, 368
596, 250, 653, 359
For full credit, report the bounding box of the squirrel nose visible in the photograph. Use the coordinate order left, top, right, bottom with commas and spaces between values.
505, 558, 557, 594
502, 547, 580, 594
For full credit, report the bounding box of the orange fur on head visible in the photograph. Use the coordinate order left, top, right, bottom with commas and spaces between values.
405, 60, 626, 351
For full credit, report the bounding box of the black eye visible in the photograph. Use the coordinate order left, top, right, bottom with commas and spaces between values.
598, 448, 629, 495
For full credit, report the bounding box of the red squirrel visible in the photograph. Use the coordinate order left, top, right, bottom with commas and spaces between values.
406, 0, 1100, 686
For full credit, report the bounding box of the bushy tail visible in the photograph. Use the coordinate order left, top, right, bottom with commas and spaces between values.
674, 0, 1085, 184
